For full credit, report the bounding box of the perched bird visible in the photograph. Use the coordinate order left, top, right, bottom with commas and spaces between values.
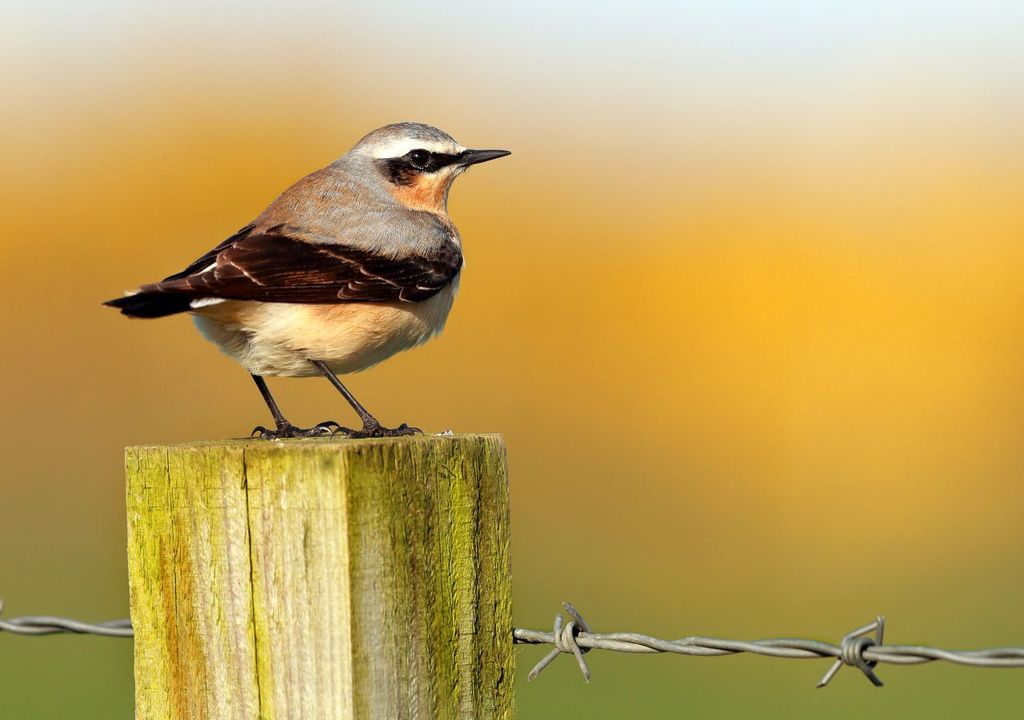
105, 122, 509, 438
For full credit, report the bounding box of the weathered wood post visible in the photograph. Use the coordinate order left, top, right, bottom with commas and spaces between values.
126, 434, 513, 719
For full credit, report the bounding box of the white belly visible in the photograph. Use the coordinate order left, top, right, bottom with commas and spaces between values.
191, 278, 458, 377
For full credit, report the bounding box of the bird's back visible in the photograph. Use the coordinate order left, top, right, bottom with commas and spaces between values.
251, 157, 461, 257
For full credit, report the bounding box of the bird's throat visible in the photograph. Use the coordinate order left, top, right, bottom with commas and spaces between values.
389, 175, 454, 214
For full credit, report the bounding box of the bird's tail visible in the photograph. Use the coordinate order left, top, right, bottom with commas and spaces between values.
104, 291, 194, 318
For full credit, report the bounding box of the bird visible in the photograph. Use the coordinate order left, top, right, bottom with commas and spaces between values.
105, 122, 510, 439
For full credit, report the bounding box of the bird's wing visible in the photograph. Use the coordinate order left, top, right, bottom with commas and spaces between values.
144, 224, 462, 304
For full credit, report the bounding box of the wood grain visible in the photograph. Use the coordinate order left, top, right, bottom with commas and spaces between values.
126, 434, 513, 719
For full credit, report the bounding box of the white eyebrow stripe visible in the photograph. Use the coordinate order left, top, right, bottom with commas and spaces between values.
368, 138, 464, 159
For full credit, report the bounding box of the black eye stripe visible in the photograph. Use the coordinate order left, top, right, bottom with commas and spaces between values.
377, 150, 464, 185
410, 151, 462, 172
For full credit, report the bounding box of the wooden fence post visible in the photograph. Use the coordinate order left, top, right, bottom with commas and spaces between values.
125, 434, 513, 719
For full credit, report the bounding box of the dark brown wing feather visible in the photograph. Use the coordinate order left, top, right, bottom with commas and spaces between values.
105, 226, 462, 317
164, 232, 461, 303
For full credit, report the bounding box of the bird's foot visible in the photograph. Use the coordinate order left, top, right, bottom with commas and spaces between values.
336, 420, 421, 439
251, 420, 342, 439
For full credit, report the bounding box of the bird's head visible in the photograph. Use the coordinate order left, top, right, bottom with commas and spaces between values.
351, 122, 510, 213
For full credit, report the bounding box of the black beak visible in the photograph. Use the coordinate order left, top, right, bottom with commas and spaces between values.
457, 149, 511, 167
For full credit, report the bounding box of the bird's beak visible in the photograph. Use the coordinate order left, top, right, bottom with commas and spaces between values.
457, 149, 511, 167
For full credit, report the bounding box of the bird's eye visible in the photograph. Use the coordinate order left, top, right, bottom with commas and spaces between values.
408, 150, 431, 169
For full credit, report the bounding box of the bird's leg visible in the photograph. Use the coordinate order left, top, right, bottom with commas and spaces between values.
249, 374, 341, 439
309, 360, 421, 438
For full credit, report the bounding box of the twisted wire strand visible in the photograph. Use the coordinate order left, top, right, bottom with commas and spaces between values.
6, 597, 1024, 687
0, 600, 134, 638
514, 603, 1024, 686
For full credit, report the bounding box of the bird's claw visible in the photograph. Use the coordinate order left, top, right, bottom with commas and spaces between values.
337, 421, 422, 439
251, 419, 420, 440
250, 421, 343, 439
313, 420, 343, 434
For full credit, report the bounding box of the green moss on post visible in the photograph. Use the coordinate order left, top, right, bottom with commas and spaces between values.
126, 434, 513, 719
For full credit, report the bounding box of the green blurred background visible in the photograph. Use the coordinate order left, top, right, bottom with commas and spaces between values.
3, 1, 1024, 717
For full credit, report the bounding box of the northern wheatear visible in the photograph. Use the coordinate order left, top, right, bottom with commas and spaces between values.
106, 122, 509, 438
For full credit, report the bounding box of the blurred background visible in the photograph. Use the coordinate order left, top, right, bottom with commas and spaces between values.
3, 1, 1024, 717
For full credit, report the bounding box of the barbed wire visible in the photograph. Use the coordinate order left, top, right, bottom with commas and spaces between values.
513, 602, 1024, 687
6, 598, 1024, 689
0, 600, 133, 638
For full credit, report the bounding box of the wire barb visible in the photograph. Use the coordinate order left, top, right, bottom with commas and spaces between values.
527, 602, 593, 682
816, 616, 885, 688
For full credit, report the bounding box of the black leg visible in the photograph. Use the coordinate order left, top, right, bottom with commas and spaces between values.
309, 360, 421, 438
249, 374, 342, 439
252, 375, 288, 427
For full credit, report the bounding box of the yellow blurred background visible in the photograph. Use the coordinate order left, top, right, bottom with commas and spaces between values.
3, 2, 1024, 717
